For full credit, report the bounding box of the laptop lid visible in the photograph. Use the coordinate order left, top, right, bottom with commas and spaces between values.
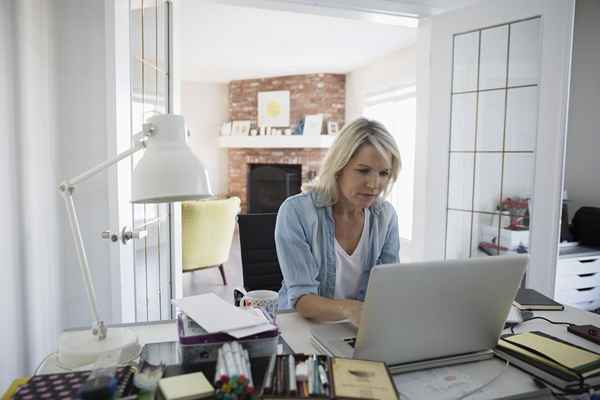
354, 255, 527, 365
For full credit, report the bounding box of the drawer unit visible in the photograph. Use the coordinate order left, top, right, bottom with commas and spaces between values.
555, 249, 600, 311
555, 287, 600, 310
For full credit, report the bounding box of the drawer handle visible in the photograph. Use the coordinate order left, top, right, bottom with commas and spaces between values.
576, 300, 594, 305
579, 259, 599, 264
577, 287, 594, 292
579, 273, 597, 278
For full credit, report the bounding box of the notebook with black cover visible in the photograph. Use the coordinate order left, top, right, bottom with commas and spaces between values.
514, 288, 564, 311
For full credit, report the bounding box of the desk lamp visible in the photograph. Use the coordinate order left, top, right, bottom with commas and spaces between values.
58, 114, 212, 368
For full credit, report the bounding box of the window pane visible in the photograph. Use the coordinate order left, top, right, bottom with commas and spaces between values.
363, 93, 416, 240
452, 32, 479, 93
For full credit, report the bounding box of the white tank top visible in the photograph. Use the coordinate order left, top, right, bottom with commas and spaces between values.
334, 209, 370, 299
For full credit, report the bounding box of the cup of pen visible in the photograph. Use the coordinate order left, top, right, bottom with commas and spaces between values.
240, 290, 279, 323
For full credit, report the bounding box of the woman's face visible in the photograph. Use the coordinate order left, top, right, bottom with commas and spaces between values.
337, 144, 391, 210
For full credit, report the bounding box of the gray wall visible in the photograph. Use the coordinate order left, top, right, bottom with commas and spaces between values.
0, 0, 113, 384
0, 0, 26, 386
565, 0, 600, 215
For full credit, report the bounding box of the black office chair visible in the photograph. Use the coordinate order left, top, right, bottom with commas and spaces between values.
237, 213, 283, 292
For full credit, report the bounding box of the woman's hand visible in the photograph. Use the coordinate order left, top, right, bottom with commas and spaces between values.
295, 295, 364, 325
340, 299, 363, 327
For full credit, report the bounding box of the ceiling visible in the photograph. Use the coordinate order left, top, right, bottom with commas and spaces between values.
176, 1, 418, 83
176, 0, 482, 83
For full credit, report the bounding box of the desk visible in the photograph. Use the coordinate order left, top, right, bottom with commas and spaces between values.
40, 307, 600, 399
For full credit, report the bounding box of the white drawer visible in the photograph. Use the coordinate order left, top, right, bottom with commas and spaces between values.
566, 298, 600, 311
555, 286, 600, 307
555, 271, 600, 290
557, 256, 600, 276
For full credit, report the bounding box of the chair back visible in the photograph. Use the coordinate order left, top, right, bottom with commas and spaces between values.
182, 197, 240, 271
237, 213, 283, 292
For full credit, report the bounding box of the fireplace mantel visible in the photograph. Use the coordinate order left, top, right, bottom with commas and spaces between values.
218, 135, 335, 149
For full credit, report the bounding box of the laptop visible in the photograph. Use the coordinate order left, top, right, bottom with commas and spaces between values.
311, 255, 528, 373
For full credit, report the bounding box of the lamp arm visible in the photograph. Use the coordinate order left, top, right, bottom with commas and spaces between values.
61, 140, 146, 189
57, 133, 148, 341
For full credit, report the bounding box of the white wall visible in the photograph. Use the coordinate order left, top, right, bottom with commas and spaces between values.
54, 0, 113, 331
345, 46, 416, 122
181, 81, 230, 196
565, 0, 600, 215
421, 0, 575, 297
0, 0, 26, 387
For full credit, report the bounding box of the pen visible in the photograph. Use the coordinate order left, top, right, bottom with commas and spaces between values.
262, 354, 277, 394
318, 363, 329, 396
313, 355, 321, 396
307, 357, 315, 396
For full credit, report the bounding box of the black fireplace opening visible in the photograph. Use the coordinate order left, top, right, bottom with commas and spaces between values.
248, 164, 302, 213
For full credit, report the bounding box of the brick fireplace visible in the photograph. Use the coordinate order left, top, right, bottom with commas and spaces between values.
228, 148, 328, 212
226, 73, 344, 212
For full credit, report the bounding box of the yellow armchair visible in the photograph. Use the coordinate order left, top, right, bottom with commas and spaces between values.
182, 197, 241, 285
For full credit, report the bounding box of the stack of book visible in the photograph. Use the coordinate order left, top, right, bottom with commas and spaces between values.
495, 331, 600, 391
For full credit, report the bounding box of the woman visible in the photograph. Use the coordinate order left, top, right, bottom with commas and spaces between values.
275, 118, 401, 327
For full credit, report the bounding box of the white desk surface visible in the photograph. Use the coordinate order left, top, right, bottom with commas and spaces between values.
39, 306, 600, 399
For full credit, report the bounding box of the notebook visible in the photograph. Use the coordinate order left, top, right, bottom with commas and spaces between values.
513, 288, 564, 311
157, 371, 214, 400
13, 366, 136, 399
495, 331, 600, 390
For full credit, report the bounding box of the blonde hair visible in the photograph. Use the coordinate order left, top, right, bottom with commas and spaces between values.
303, 118, 401, 205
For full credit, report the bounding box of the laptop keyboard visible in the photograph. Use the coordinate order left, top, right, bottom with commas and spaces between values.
344, 337, 357, 348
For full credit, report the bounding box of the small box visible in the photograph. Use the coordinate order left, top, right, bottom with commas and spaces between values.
177, 313, 279, 366
479, 225, 529, 250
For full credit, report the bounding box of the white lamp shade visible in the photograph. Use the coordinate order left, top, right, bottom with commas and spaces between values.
132, 114, 213, 203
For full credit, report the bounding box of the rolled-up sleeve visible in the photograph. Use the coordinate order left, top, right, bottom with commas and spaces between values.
377, 204, 400, 265
275, 200, 320, 309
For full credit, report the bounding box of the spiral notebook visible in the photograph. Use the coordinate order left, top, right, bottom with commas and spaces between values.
14, 365, 136, 399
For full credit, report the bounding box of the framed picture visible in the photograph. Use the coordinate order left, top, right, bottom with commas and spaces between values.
327, 120, 339, 135
220, 122, 232, 136
258, 90, 290, 127
231, 120, 251, 136
303, 114, 324, 136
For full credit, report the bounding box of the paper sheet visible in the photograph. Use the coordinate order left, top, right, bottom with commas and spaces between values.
394, 367, 488, 400
172, 293, 266, 333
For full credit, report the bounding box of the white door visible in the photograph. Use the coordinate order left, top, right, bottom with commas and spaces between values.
107, 0, 174, 323
420, 0, 575, 297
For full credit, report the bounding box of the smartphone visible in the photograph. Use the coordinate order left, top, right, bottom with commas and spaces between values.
567, 324, 600, 345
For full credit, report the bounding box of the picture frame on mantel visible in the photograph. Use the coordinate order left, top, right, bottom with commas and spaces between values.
220, 122, 232, 136
258, 90, 290, 127
231, 120, 251, 136
303, 114, 324, 136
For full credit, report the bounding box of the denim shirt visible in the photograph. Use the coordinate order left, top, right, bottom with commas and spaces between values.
275, 191, 400, 310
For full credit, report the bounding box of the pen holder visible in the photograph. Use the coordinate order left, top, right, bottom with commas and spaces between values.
260, 354, 331, 399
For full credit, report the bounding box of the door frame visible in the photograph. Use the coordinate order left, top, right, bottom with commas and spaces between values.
421, 0, 575, 297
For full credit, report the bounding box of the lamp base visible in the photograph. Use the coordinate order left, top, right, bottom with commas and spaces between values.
58, 327, 140, 369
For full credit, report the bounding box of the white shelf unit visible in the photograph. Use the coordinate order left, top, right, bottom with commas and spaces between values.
555, 247, 600, 310
218, 135, 335, 149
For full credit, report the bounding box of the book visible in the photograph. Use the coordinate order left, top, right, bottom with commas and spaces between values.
331, 358, 398, 400
13, 366, 136, 399
495, 331, 600, 390
513, 288, 564, 311
157, 371, 214, 400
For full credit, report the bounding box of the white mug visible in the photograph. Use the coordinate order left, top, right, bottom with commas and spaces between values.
241, 290, 279, 323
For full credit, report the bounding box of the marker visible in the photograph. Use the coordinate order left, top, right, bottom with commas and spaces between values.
288, 354, 297, 395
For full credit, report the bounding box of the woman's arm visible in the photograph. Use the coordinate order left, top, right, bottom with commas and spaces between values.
296, 295, 363, 327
